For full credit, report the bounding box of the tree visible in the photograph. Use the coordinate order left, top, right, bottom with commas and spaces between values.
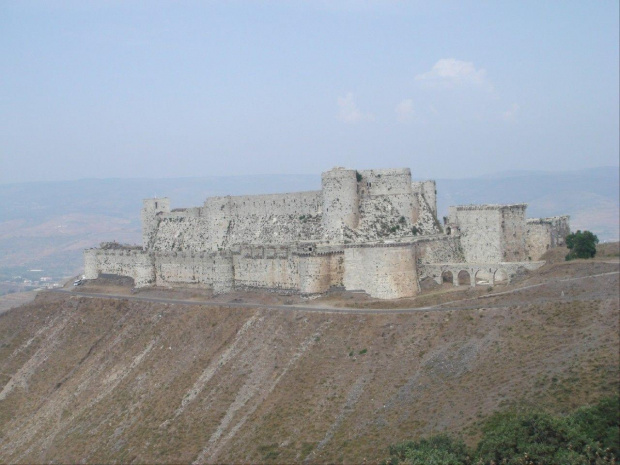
565, 230, 599, 260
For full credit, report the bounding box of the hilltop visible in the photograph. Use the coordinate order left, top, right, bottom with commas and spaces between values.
0, 244, 617, 463
0, 167, 617, 291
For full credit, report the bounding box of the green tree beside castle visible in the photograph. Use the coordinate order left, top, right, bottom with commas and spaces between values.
565, 230, 599, 260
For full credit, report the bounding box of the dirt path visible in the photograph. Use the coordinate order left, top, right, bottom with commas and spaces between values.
433, 270, 620, 308
47, 269, 619, 314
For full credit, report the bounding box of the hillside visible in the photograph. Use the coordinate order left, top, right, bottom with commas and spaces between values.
0, 255, 617, 464
0, 167, 617, 288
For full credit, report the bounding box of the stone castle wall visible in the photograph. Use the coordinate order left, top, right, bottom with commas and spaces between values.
448, 204, 528, 263
233, 246, 300, 291
153, 252, 233, 294
343, 244, 418, 299
149, 192, 323, 252
358, 168, 415, 223
321, 168, 359, 241
85, 166, 570, 300
84, 249, 155, 287
499, 204, 528, 262
142, 198, 171, 249
412, 180, 437, 219
416, 235, 465, 264
450, 206, 503, 262
526, 216, 571, 260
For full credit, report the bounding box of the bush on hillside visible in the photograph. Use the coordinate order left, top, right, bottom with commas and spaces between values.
385, 434, 470, 465
383, 397, 619, 465
565, 230, 599, 260
571, 396, 620, 456
475, 410, 601, 464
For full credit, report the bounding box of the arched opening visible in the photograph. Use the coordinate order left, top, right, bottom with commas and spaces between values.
515, 266, 528, 280
475, 269, 493, 284
446, 226, 451, 235
457, 270, 471, 286
442, 271, 453, 284
420, 276, 439, 290
494, 269, 508, 284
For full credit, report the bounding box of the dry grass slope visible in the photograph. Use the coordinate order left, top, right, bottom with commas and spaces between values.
0, 255, 617, 464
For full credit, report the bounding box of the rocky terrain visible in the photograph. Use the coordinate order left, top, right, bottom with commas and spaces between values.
0, 246, 617, 464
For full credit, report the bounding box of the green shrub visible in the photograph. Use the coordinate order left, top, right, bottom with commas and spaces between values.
475, 410, 586, 464
385, 434, 470, 465
565, 230, 599, 260
382, 397, 619, 464
571, 396, 620, 456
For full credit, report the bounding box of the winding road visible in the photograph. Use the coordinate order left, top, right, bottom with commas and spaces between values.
50, 270, 619, 314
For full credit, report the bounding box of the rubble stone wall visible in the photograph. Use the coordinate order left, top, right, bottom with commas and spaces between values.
412, 180, 437, 218
526, 216, 571, 260
416, 235, 465, 264
359, 168, 415, 223
84, 249, 155, 287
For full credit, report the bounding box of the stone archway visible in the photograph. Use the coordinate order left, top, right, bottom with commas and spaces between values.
457, 270, 471, 286
475, 269, 493, 285
494, 268, 508, 284
442, 270, 453, 284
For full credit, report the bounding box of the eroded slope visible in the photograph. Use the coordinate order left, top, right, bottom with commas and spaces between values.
0, 268, 617, 464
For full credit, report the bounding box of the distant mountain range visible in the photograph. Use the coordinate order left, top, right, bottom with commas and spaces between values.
0, 167, 617, 279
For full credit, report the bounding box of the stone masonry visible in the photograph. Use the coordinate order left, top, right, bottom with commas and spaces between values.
84, 167, 570, 299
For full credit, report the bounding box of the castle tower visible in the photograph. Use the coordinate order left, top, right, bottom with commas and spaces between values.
450, 204, 528, 262
420, 180, 438, 218
321, 167, 360, 241
141, 198, 170, 250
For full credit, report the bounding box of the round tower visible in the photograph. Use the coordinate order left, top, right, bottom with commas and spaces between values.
141, 198, 170, 250
321, 167, 359, 241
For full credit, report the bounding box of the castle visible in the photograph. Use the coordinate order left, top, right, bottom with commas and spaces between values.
84, 167, 570, 299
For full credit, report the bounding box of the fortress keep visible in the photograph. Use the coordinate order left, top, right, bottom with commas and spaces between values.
84, 167, 570, 299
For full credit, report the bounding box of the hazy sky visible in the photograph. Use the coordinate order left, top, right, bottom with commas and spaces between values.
1, 0, 618, 184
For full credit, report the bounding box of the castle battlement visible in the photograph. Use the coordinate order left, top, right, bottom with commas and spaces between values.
454, 204, 528, 211
84, 167, 569, 299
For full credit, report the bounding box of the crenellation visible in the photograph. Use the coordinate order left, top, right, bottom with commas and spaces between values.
84, 167, 570, 299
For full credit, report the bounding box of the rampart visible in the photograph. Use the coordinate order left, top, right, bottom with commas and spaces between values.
84, 248, 155, 287
84, 167, 570, 299
526, 216, 571, 260
446, 204, 528, 263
